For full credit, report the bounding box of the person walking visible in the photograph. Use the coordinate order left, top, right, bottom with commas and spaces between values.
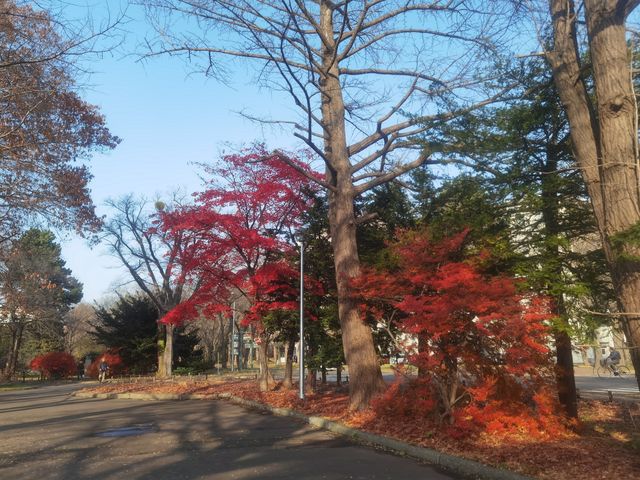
98, 358, 109, 383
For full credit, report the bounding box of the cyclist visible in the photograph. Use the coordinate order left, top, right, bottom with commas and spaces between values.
98, 358, 109, 383
604, 347, 622, 375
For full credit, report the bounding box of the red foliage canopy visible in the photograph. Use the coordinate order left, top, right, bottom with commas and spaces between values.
30, 352, 76, 379
159, 146, 320, 326
86, 351, 124, 378
243, 259, 324, 330
354, 229, 561, 436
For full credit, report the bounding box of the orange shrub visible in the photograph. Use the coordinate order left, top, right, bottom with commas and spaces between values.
30, 352, 76, 379
86, 351, 124, 378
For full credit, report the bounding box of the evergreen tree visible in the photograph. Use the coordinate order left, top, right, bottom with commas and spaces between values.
92, 293, 201, 374
357, 183, 416, 267
92, 294, 159, 374
0, 229, 82, 378
412, 60, 613, 417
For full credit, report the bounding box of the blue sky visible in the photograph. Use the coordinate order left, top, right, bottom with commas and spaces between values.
59, 2, 295, 304
57, 1, 532, 304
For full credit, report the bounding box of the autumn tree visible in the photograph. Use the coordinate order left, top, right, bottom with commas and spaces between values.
142, 0, 514, 409
160, 148, 317, 390
299, 195, 347, 385
29, 351, 76, 380
102, 195, 196, 377
0, 229, 82, 379
412, 61, 616, 417
354, 228, 555, 429
245, 258, 324, 389
63, 303, 100, 359
0, 1, 119, 242
539, 0, 640, 383
188, 313, 233, 369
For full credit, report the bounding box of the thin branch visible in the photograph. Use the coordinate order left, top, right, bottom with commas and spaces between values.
355, 152, 431, 194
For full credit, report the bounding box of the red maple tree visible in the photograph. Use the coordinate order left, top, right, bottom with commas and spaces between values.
354, 228, 562, 435
159, 146, 320, 389
86, 351, 124, 379
30, 352, 76, 379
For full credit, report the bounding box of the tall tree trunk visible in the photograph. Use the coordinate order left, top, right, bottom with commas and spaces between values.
417, 334, 429, 378
586, 0, 640, 385
164, 323, 174, 377
541, 140, 579, 418
220, 323, 229, 370
3, 320, 24, 380
283, 336, 295, 389
257, 335, 274, 391
236, 327, 244, 371
248, 325, 255, 369
305, 369, 317, 393
319, 0, 385, 410
157, 323, 167, 377
554, 324, 579, 418
548, 0, 640, 387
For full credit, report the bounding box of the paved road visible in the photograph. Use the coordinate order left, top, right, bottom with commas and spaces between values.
574, 374, 639, 399
0, 383, 457, 480
308, 367, 639, 400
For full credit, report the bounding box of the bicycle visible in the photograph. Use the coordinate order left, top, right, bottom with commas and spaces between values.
595, 364, 630, 378
98, 368, 109, 383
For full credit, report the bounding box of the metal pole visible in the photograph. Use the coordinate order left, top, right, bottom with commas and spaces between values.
249, 325, 254, 369
231, 301, 236, 372
237, 326, 243, 371
299, 241, 305, 400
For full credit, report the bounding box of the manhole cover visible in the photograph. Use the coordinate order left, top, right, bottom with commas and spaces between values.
95, 424, 156, 437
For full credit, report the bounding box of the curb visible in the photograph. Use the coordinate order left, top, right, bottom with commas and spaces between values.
74, 391, 532, 480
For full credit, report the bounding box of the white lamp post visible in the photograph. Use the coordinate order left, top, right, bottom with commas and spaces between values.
298, 239, 305, 400
231, 301, 236, 372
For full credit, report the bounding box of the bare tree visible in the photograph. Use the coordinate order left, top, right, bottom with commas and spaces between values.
542, 0, 640, 385
63, 303, 100, 359
102, 194, 196, 377
0, 1, 121, 242
188, 313, 232, 367
141, 0, 515, 408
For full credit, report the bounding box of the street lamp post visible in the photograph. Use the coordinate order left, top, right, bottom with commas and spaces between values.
231, 301, 236, 373
298, 239, 305, 400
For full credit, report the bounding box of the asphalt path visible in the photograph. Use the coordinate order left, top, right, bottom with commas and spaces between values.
310, 368, 639, 400
574, 373, 639, 399
0, 383, 458, 480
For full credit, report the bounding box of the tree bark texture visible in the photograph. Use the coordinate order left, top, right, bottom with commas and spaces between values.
548, 0, 640, 386
282, 336, 295, 389
305, 369, 317, 393
164, 323, 174, 377
257, 336, 274, 391
554, 329, 579, 418
3, 320, 24, 379
541, 141, 579, 418
156, 323, 167, 377
319, 0, 385, 410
